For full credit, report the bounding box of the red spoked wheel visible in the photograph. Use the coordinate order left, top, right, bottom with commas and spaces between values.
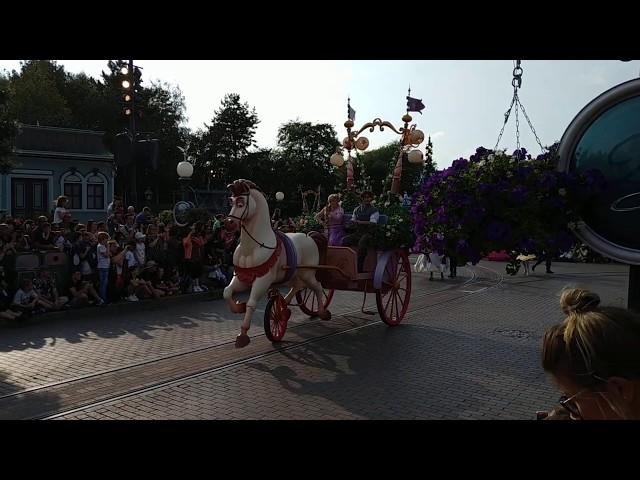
264, 294, 291, 342
376, 249, 412, 326
295, 287, 335, 317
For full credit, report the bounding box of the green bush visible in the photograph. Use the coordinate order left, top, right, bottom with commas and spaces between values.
158, 210, 174, 225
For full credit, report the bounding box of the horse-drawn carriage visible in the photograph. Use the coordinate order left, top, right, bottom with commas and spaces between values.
224, 179, 412, 348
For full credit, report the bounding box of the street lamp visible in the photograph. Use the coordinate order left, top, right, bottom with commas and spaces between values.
275, 191, 285, 201
330, 90, 427, 194
177, 150, 194, 201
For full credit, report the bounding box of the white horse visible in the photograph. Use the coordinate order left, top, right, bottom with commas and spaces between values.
224, 179, 331, 348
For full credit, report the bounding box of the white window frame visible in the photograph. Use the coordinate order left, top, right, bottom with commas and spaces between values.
85, 172, 108, 211
60, 171, 85, 211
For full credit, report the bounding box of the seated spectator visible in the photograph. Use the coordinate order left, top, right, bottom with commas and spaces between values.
127, 206, 136, 215
542, 287, 640, 420
139, 261, 166, 298
207, 254, 229, 287
12, 278, 59, 314
31, 222, 59, 250
122, 240, 140, 302
33, 270, 68, 309
0, 274, 24, 321
152, 266, 179, 296
69, 270, 104, 307
129, 266, 157, 300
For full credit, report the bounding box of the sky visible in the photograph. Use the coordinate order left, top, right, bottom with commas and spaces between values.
1, 60, 638, 169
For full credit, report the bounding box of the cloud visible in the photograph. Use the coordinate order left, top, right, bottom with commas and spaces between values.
431, 131, 445, 140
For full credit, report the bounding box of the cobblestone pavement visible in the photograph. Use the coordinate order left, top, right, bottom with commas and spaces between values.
0, 256, 472, 398
50, 261, 629, 420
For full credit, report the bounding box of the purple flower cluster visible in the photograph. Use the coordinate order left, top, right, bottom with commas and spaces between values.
411, 143, 606, 265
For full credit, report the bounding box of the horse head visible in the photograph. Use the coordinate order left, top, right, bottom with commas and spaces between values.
226, 179, 270, 231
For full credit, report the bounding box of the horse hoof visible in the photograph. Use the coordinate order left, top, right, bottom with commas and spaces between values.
235, 333, 250, 348
318, 310, 332, 321
229, 301, 247, 314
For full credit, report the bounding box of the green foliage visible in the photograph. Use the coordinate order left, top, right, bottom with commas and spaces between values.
7, 60, 73, 126
186, 207, 212, 225
158, 210, 174, 225
0, 82, 18, 172
371, 193, 415, 249
276, 120, 341, 214
293, 213, 323, 234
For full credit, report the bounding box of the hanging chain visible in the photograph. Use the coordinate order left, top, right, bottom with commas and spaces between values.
494, 60, 546, 153
515, 94, 521, 150
517, 100, 545, 152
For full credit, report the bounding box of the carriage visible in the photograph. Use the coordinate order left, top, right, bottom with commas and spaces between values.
265, 227, 412, 342
223, 179, 412, 348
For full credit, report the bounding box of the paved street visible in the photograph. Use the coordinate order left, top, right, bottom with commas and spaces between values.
0, 260, 629, 420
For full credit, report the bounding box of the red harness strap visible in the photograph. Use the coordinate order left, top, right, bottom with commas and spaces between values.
234, 238, 282, 284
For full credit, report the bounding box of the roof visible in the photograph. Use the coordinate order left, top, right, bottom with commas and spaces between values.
13, 124, 114, 160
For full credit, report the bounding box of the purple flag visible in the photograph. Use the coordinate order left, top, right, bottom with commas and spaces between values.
348, 105, 356, 121
406, 96, 425, 114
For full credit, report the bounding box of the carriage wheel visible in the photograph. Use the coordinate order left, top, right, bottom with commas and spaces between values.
295, 287, 335, 317
376, 249, 412, 326
264, 294, 290, 342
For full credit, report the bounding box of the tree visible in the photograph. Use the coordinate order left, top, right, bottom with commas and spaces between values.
135, 80, 189, 204
276, 120, 341, 212
0, 80, 18, 173
357, 141, 399, 196
60, 72, 114, 130
7, 60, 73, 127
203, 93, 259, 186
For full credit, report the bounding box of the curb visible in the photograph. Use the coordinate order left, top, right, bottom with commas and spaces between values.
1, 289, 225, 329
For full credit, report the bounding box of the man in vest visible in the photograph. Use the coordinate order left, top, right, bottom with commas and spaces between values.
343, 191, 379, 272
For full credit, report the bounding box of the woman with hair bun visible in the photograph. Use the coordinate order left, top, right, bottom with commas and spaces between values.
541, 287, 640, 420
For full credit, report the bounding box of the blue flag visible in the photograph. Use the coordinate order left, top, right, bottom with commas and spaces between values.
406, 96, 425, 114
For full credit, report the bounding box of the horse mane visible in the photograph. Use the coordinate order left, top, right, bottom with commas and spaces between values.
227, 179, 262, 197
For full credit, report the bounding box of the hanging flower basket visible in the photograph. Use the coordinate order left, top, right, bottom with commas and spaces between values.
411, 145, 606, 270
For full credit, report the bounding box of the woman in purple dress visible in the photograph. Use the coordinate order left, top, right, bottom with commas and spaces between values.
315, 194, 346, 246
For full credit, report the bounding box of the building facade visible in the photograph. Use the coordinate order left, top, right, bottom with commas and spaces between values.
1, 124, 115, 223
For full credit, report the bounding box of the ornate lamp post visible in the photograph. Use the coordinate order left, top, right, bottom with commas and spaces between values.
177, 148, 194, 202
330, 89, 428, 195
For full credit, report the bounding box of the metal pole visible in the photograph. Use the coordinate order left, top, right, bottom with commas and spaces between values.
628, 265, 640, 311
128, 59, 137, 207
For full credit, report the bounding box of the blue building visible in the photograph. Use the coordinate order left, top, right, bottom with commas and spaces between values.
1, 124, 115, 223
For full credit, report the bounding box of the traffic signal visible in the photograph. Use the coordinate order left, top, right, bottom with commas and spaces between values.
118, 62, 134, 117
